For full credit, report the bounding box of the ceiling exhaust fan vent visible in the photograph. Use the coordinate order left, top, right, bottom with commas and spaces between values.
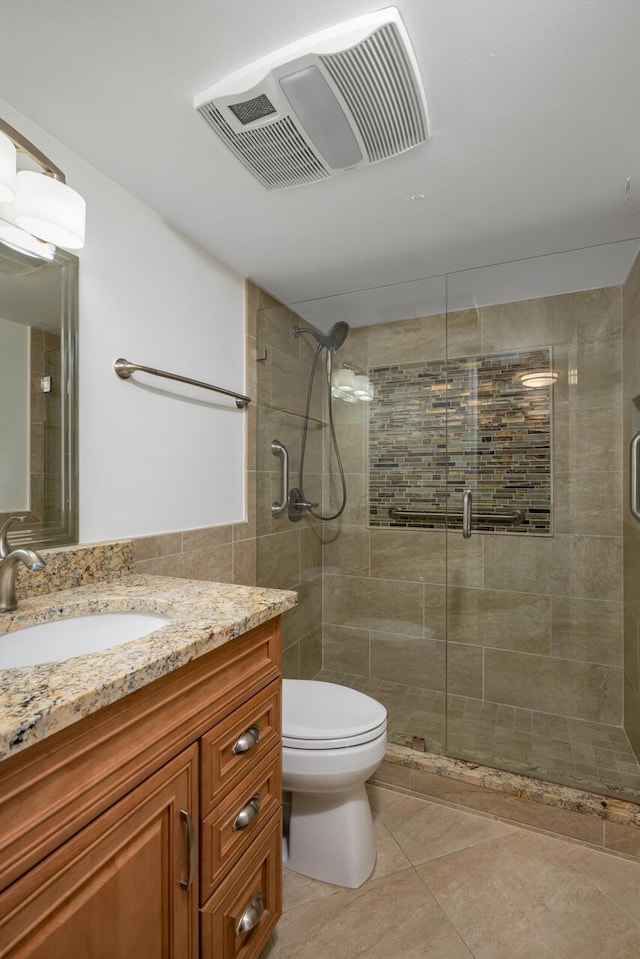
198, 105, 329, 191
194, 7, 428, 191
321, 24, 427, 163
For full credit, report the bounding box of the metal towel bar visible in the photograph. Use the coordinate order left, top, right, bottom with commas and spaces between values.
388, 506, 525, 526
114, 358, 250, 408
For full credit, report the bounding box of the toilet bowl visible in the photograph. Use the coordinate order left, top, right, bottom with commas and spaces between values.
282, 679, 387, 889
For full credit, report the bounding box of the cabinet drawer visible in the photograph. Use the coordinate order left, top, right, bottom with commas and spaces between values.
200, 810, 281, 959
201, 746, 281, 902
200, 682, 280, 815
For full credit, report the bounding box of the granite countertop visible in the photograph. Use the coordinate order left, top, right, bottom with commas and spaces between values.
0, 574, 296, 762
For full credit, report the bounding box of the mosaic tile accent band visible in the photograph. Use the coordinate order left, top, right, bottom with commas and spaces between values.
369, 348, 552, 534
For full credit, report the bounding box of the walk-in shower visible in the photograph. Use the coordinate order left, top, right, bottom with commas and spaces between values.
254, 238, 640, 807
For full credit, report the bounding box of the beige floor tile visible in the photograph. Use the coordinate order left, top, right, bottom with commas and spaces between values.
366, 782, 406, 813
370, 814, 412, 879
495, 877, 640, 959
408, 770, 604, 845
282, 866, 342, 913
272, 868, 473, 959
565, 843, 640, 926
416, 828, 640, 958
259, 936, 279, 959
376, 791, 516, 864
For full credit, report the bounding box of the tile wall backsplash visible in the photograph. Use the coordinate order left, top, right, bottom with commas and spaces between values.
369, 348, 552, 533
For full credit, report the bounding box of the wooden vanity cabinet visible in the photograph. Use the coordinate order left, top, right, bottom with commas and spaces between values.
0, 746, 199, 959
0, 617, 283, 959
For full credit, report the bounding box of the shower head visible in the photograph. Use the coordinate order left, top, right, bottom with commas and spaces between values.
327, 321, 349, 351
293, 321, 350, 352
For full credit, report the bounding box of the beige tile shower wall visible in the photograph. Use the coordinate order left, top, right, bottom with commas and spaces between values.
324, 287, 624, 728
251, 283, 325, 679
623, 252, 640, 759
132, 520, 256, 586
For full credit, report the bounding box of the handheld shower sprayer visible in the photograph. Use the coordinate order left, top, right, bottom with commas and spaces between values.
289, 321, 350, 521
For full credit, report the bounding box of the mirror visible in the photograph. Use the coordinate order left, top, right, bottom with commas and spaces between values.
0, 231, 78, 548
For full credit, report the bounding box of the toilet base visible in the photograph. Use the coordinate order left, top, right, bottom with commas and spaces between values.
285, 784, 376, 889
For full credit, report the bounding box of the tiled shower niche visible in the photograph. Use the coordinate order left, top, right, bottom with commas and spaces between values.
369, 348, 552, 534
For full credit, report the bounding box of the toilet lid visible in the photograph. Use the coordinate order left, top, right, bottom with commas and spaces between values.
282, 680, 387, 748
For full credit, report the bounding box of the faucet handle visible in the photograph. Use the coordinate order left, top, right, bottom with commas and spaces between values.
0, 516, 26, 559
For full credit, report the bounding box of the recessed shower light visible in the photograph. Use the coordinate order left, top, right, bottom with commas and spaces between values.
518, 370, 559, 389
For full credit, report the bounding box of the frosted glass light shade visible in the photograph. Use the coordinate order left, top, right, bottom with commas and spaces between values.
15, 170, 86, 249
0, 132, 16, 203
353, 374, 374, 400
0, 219, 55, 260
332, 368, 356, 393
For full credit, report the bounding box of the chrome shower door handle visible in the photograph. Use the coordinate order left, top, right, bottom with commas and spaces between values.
462, 488, 473, 539
271, 440, 289, 517
631, 433, 640, 523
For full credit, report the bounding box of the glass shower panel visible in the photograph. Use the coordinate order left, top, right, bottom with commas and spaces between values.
254, 300, 326, 681
357, 275, 448, 753
253, 277, 450, 754
444, 244, 640, 800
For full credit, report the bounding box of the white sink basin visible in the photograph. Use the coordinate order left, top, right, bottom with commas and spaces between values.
0, 612, 171, 669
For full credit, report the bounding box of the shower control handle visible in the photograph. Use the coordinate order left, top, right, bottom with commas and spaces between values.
462, 488, 472, 539
271, 440, 289, 517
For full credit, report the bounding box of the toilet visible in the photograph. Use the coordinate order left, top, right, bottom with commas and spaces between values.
281, 679, 387, 889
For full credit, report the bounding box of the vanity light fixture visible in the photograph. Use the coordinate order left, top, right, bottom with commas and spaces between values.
518, 370, 559, 389
0, 118, 86, 251
0, 220, 55, 261
0, 131, 16, 202
332, 363, 374, 402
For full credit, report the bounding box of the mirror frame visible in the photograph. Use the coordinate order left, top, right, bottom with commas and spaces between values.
0, 240, 78, 549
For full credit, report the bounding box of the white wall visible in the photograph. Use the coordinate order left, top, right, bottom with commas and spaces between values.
0, 100, 246, 542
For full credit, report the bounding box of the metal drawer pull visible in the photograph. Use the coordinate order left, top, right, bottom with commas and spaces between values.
179, 809, 197, 891
232, 723, 261, 755
233, 795, 261, 831
236, 893, 265, 936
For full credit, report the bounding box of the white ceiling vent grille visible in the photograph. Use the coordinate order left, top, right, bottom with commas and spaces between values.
194, 7, 428, 191
198, 104, 329, 190
321, 24, 427, 163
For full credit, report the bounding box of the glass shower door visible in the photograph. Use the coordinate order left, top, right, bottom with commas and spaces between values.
443, 246, 639, 800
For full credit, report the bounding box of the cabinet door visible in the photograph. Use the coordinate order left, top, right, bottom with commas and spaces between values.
0, 745, 198, 959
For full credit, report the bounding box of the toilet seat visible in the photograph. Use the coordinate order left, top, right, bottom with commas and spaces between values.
283, 680, 387, 750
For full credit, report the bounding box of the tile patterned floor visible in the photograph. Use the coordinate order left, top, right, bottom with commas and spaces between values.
314, 669, 640, 800
260, 785, 640, 959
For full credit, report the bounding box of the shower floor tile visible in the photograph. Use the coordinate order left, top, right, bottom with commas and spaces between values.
314, 669, 640, 802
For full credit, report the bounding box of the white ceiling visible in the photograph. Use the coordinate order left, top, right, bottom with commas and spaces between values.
2, 0, 640, 328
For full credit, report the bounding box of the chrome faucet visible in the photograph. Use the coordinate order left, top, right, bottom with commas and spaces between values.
0, 517, 46, 612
